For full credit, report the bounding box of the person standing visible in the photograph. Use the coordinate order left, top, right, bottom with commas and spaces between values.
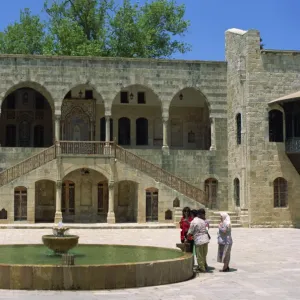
179, 207, 193, 244
217, 212, 233, 272
187, 209, 210, 272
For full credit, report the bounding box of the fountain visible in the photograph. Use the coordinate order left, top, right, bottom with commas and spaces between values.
0, 223, 193, 290
42, 222, 79, 254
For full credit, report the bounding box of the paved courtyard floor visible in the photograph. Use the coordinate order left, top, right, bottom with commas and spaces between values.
0, 228, 299, 299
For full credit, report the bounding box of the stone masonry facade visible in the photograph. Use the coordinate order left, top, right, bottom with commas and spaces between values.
0, 27, 299, 227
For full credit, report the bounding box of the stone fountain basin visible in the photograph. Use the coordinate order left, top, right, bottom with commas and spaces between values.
42, 235, 79, 253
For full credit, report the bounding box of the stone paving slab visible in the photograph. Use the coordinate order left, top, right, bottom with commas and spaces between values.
0, 223, 176, 229
0, 228, 299, 299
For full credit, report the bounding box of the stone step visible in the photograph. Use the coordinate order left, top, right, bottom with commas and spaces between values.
208, 216, 240, 222
208, 224, 242, 228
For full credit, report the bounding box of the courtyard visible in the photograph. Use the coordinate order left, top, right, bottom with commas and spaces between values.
0, 227, 298, 299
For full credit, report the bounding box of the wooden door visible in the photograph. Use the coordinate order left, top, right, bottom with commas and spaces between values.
62, 181, 75, 219
146, 189, 158, 222
14, 187, 27, 221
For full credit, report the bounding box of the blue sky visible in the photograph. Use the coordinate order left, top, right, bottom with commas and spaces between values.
0, 0, 299, 61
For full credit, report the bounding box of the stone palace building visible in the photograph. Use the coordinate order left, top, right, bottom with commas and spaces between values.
0, 27, 299, 227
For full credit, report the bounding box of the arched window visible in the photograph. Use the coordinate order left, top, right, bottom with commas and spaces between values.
14, 186, 27, 221
62, 181, 75, 215
34, 125, 44, 147
274, 177, 288, 207
118, 117, 131, 145
234, 178, 240, 207
173, 197, 180, 207
136, 118, 148, 145
204, 178, 218, 209
269, 110, 283, 142
236, 113, 241, 145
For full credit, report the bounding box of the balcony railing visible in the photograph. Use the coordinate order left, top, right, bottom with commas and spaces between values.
59, 141, 114, 156
285, 138, 300, 153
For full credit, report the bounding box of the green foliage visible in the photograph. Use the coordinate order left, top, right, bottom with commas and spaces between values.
0, 8, 46, 55
0, 0, 191, 58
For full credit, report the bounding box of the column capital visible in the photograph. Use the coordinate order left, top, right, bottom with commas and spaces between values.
55, 114, 61, 121
162, 116, 169, 123
105, 115, 111, 120
56, 180, 62, 189
108, 181, 115, 189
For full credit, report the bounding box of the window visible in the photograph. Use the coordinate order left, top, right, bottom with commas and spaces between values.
118, 117, 131, 145
205, 178, 218, 209
269, 110, 283, 142
14, 186, 27, 221
234, 178, 240, 207
236, 113, 241, 145
120, 91, 129, 104
85, 90, 93, 99
136, 118, 148, 145
274, 177, 288, 207
137, 92, 146, 104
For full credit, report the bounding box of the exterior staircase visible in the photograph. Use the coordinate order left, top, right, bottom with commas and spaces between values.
0, 141, 208, 207
206, 211, 241, 228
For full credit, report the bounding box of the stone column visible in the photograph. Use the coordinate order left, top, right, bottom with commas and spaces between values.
162, 116, 169, 151
210, 117, 216, 151
54, 180, 63, 223
105, 116, 111, 142
107, 181, 116, 223
55, 115, 61, 142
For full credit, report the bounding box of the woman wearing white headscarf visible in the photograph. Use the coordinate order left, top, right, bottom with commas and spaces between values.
217, 212, 233, 272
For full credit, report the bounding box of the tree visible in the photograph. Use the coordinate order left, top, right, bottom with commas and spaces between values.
0, 0, 191, 58
0, 8, 46, 55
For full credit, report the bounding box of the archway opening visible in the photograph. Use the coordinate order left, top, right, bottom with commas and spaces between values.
0, 88, 53, 147
170, 88, 210, 149
118, 117, 131, 145
112, 84, 162, 147
35, 180, 56, 222
116, 180, 138, 223
62, 168, 108, 223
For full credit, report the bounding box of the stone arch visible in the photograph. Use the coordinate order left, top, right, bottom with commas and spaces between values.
0, 83, 54, 147
169, 86, 211, 112
1, 81, 55, 112
62, 168, 109, 223
169, 87, 210, 150
63, 166, 110, 181
116, 180, 138, 223
35, 180, 56, 223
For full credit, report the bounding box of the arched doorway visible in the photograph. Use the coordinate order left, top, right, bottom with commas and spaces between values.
170, 88, 210, 149
204, 178, 218, 209
118, 117, 131, 145
62, 168, 108, 223
116, 180, 138, 222
136, 118, 148, 145
35, 180, 56, 222
61, 84, 101, 141
112, 84, 162, 147
0, 87, 53, 147
146, 187, 158, 222
14, 186, 27, 221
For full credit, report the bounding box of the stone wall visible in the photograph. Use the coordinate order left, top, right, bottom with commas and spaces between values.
226, 28, 300, 227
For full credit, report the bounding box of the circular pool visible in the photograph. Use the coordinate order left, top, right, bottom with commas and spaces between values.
0, 244, 193, 290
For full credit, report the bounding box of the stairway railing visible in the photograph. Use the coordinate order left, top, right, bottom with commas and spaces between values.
0, 142, 207, 206
0, 145, 57, 187
115, 145, 207, 206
